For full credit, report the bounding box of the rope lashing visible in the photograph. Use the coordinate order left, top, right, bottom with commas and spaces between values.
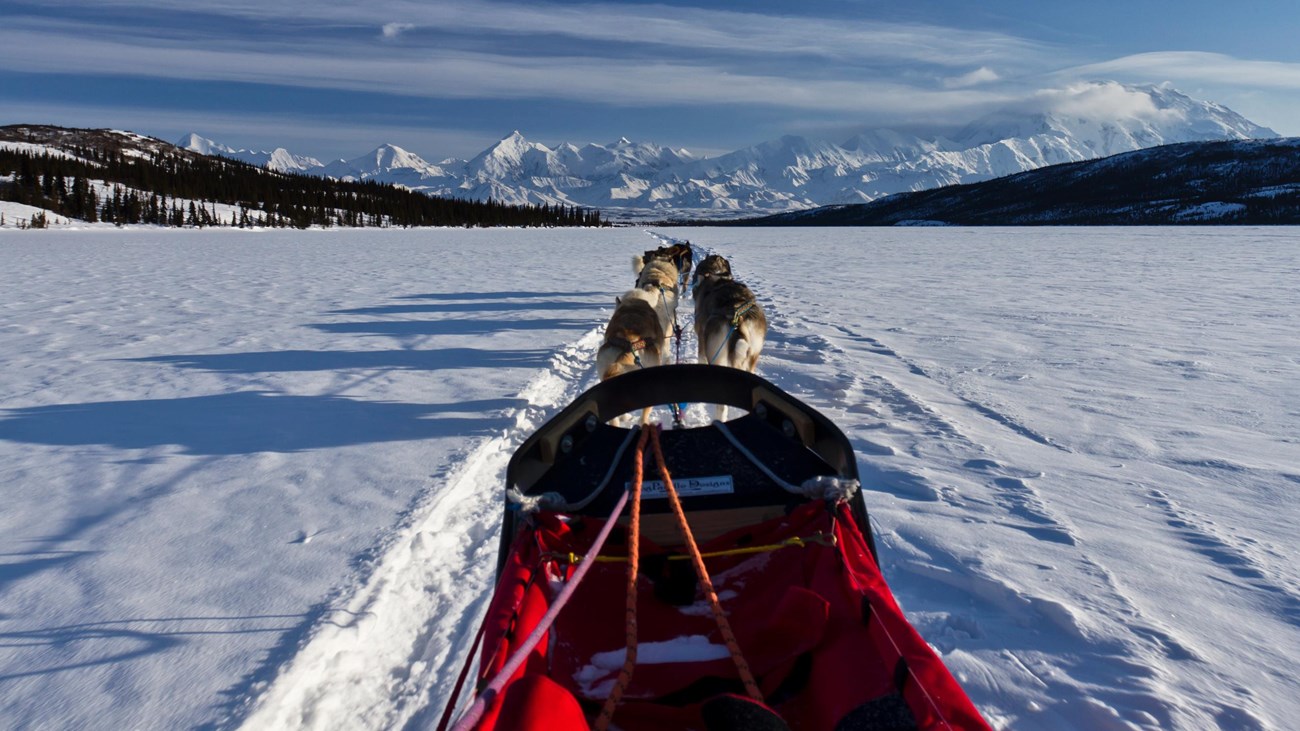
449, 429, 644, 731
436, 556, 549, 731
549, 532, 838, 565
646, 424, 765, 703
434, 604, 491, 731
593, 426, 651, 730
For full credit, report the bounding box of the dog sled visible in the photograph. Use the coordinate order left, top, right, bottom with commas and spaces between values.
440, 365, 990, 731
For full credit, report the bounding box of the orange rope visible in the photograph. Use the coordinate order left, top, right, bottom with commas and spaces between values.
594, 426, 649, 731
646, 424, 764, 703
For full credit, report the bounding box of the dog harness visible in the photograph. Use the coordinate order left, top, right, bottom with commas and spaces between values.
606, 336, 648, 368
708, 300, 758, 366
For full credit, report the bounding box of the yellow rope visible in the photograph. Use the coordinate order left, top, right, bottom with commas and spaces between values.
556, 532, 836, 565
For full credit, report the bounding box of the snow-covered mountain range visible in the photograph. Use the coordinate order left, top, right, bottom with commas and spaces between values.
181, 82, 1278, 219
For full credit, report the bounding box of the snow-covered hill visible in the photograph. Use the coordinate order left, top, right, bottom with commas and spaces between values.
180, 82, 1277, 218
751, 137, 1300, 226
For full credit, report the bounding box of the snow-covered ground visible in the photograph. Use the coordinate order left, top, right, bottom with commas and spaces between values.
1, 226, 1296, 730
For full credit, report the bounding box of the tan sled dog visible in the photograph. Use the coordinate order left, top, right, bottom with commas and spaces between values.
631, 254, 680, 353
692, 256, 767, 421
639, 241, 693, 284
598, 288, 667, 425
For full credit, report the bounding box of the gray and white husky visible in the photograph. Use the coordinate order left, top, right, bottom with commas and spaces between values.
692, 255, 767, 421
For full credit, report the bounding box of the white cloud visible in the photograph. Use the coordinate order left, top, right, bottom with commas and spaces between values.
944, 67, 1000, 89
381, 22, 414, 39
0, 27, 1012, 119
1034, 81, 1179, 121
20, 0, 1054, 69
1062, 51, 1300, 90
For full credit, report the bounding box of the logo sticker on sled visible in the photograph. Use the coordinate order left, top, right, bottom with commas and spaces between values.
630, 475, 735, 499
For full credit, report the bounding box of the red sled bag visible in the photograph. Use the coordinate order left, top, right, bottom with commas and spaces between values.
443, 365, 991, 731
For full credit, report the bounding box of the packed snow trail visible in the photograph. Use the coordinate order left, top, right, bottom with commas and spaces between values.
238, 231, 704, 730
235, 327, 609, 730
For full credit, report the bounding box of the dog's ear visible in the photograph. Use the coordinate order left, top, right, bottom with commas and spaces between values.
615, 295, 622, 305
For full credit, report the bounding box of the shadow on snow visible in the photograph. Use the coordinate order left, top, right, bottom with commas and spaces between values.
395, 290, 606, 301
0, 392, 522, 455
125, 348, 552, 373
308, 320, 591, 338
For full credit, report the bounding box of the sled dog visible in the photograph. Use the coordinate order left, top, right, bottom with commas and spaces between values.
637, 241, 693, 284
631, 254, 680, 349
691, 253, 732, 286
692, 256, 767, 421
598, 289, 668, 425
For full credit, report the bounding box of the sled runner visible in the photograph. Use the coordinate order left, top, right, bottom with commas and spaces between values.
442, 365, 990, 731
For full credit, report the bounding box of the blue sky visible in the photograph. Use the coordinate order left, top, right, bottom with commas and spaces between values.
2, 0, 1298, 160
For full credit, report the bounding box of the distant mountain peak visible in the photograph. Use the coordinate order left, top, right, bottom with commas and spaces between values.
363, 143, 433, 171
179, 133, 232, 157
174, 82, 1278, 218
177, 133, 322, 172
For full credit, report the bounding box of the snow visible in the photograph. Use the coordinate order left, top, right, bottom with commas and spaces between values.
576, 636, 733, 696
1, 141, 87, 162
1173, 201, 1249, 221
1, 226, 1297, 730
175, 82, 1278, 218
0, 200, 75, 228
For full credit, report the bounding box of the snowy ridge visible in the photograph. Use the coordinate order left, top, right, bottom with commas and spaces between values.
756, 137, 1300, 225
181, 133, 324, 173
178, 82, 1276, 218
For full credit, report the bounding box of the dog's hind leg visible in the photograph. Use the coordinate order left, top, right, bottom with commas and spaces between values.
699, 329, 727, 367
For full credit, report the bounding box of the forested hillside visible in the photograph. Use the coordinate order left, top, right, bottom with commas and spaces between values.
0, 125, 604, 229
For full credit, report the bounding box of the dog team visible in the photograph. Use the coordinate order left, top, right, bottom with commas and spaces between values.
596, 240, 768, 423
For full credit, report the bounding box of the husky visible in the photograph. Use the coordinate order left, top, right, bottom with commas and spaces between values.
691, 253, 732, 286
598, 289, 668, 425
631, 254, 680, 352
692, 255, 767, 421
638, 241, 693, 285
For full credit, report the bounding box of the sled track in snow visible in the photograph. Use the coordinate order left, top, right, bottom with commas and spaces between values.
235, 327, 606, 731
238, 231, 707, 731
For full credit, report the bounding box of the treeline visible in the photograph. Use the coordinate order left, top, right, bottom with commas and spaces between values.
0, 138, 605, 229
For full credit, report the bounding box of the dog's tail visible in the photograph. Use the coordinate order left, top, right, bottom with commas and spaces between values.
632, 254, 645, 275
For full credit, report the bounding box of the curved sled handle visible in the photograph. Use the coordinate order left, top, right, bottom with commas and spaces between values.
582, 364, 789, 421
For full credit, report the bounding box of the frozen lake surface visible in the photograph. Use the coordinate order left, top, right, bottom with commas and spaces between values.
1, 226, 1297, 730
